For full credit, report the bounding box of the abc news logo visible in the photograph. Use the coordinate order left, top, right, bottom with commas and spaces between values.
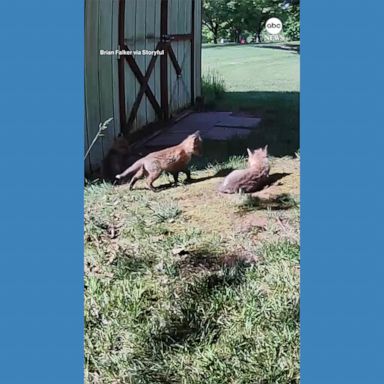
265, 18, 283, 35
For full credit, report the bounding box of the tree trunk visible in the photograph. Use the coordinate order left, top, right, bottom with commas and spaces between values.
234, 29, 240, 43
213, 24, 219, 44
256, 22, 263, 43
230, 29, 236, 42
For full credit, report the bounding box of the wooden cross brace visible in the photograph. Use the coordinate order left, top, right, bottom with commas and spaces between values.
123, 39, 185, 130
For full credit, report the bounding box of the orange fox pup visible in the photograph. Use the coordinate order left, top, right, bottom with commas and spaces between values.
115, 131, 202, 191
218, 146, 270, 194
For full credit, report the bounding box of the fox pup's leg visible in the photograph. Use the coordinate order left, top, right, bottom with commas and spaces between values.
183, 169, 191, 182
171, 170, 189, 184
171, 172, 179, 184
147, 170, 162, 191
165, 172, 174, 183
129, 166, 146, 190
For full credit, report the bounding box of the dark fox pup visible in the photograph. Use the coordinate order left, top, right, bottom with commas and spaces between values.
116, 131, 202, 191
101, 136, 131, 182
218, 145, 270, 193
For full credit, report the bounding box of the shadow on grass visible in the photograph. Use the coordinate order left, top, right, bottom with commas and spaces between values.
254, 43, 300, 54
113, 164, 291, 193
112, 253, 154, 279
148, 249, 252, 350
237, 193, 299, 213
196, 91, 299, 165
91, 91, 299, 181
130, 168, 235, 192
265, 172, 291, 186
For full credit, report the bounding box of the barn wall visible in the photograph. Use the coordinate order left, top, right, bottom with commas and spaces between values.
167, 0, 201, 116
85, 0, 120, 174
123, 0, 162, 134
168, 0, 190, 116
194, 0, 202, 100
85, 0, 201, 174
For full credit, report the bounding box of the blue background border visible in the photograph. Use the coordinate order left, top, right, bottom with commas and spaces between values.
301, 0, 384, 383
0, 1, 84, 383
1, 0, 384, 383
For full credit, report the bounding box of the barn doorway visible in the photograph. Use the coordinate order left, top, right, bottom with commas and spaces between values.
118, 0, 197, 137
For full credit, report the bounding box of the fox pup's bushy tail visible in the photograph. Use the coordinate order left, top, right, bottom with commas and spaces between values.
115, 159, 143, 180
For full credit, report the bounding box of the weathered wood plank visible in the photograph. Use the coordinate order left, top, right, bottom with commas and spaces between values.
177, 0, 184, 110
194, 0, 202, 98
176, 0, 190, 110
153, 0, 162, 122
125, 44, 161, 127
188, 0, 193, 106
168, 0, 178, 115
85, 0, 103, 171
181, 0, 191, 109
84, 119, 91, 174
124, 0, 139, 133
134, 0, 147, 133
183, 39, 192, 108
111, 0, 121, 138
144, 0, 156, 126
98, 0, 115, 155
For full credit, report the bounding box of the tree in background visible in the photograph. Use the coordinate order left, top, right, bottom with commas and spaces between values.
228, 0, 284, 43
227, 0, 260, 43
282, 0, 300, 41
202, 0, 300, 44
202, 0, 230, 44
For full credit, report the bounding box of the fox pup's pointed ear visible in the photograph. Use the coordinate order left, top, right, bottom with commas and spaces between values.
247, 148, 252, 157
264, 145, 268, 152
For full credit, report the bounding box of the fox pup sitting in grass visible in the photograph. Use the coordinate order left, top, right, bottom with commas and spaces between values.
218, 145, 270, 194
116, 131, 202, 191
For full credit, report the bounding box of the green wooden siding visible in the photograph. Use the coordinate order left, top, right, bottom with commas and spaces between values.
85, 0, 202, 173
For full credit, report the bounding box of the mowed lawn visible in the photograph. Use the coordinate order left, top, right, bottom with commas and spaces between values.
85, 44, 300, 384
201, 44, 300, 158
202, 44, 300, 92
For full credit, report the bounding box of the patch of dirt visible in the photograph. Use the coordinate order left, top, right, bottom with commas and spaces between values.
168, 156, 300, 237
237, 216, 268, 232
108, 155, 299, 243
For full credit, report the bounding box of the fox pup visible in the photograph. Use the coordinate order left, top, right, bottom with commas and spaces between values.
218, 145, 270, 194
101, 136, 132, 182
116, 131, 202, 191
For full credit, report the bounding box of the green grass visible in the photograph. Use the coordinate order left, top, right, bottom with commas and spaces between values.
236, 193, 299, 213
201, 44, 300, 158
202, 44, 300, 92
85, 178, 300, 384
202, 69, 227, 106
84, 157, 300, 384
85, 44, 300, 384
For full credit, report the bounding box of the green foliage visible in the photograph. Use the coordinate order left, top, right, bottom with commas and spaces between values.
283, 4, 300, 41
202, 69, 226, 107
84, 181, 300, 383
237, 193, 299, 213
146, 201, 182, 223
202, 25, 213, 43
206, 155, 248, 174
202, 0, 230, 43
203, 0, 300, 44
202, 44, 299, 92
224, 0, 285, 42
